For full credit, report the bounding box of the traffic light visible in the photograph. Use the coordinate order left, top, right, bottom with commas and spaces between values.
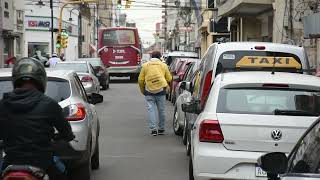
117, 0, 122, 9
56, 33, 61, 49
61, 31, 69, 48
125, 0, 131, 9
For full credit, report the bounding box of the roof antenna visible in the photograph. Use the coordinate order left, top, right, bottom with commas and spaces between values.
271, 55, 276, 75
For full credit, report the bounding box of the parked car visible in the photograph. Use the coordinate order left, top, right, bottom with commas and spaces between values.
170, 58, 198, 103
77, 58, 110, 90
182, 41, 313, 158
165, 51, 198, 66
173, 61, 200, 138
0, 69, 103, 180
258, 117, 320, 180
182, 71, 320, 180
55, 61, 101, 97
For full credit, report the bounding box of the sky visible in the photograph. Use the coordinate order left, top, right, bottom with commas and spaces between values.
123, 0, 163, 47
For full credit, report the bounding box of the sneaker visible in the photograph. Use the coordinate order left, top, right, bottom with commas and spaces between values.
158, 129, 165, 135
151, 130, 158, 136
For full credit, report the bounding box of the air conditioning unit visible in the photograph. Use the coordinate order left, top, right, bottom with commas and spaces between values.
303, 13, 320, 38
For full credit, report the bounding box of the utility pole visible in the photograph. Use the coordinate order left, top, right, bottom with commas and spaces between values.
58, 0, 97, 55
50, 0, 54, 54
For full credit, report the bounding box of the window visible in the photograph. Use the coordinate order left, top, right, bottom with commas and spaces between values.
103, 30, 136, 46
55, 63, 89, 73
288, 121, 320, 174
4, 11, 9, 18
28, 42, 49, 57
0, 78, 71, 102
73, 75, 88, 102
208, 0, 214, 8
4, 2, 8, 9
217, 88, 320, 115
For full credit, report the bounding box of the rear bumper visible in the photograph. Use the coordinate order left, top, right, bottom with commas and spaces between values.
108, 66, 141, 75
193, 143, 267, 180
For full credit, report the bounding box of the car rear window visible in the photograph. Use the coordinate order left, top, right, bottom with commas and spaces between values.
217, 88, 320, 116
0, 78, 71, 102
55, 63, 89, 73
218, 51, 303, 73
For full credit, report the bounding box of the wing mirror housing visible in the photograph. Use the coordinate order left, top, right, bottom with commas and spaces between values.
89, 93, 104, 104
257, 152, 288, 179
182, 101, 202, 114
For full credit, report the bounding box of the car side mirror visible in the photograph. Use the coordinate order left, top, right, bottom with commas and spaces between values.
89, 93, 103, 104
182, 101, 202, 114
258, 152, 288, 178
180, 81, 191, 91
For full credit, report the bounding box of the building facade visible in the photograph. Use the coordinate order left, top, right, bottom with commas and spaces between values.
0, 0, 25, 67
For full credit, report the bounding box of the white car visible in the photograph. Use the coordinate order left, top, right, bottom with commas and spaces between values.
183, 71, 320, 180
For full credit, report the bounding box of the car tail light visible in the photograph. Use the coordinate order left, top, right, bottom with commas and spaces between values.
200, 70, 213, 107
4, 172, 35, 180
65, 104, 86, 121
199, 120, 224, 143
81, 76, 93, 82
262, 83, 289, 88
254, 46, 266, 50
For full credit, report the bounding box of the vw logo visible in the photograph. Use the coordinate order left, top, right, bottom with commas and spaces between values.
271, 129, 282, 141
103, 48, 108, 52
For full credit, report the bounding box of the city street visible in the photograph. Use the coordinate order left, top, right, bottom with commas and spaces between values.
92, 79, 189, 180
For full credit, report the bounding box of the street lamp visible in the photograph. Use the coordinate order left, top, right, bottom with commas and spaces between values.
36, 0, 54, 55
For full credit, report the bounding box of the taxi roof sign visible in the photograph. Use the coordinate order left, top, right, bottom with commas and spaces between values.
236, 56, 302, 69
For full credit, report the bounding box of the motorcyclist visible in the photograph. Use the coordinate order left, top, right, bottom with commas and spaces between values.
0, 57, 75, 179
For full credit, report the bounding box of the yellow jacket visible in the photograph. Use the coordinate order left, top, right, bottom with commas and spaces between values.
138, 58, 172, 94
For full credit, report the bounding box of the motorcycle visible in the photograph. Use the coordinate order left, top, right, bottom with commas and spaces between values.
2, 165, 49, 180
1, 134, 75, 180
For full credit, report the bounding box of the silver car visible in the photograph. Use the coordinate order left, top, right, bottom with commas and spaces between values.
173, 61, 199, 144
55, 61, 101, 96
0, 69, 102, 180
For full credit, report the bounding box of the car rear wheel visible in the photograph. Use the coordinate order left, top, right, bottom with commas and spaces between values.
91, 138, 100, 170
70, 158, 91, 180
182, 117, 187, 145
189, 157, 194, 180
173, 107, 183, 136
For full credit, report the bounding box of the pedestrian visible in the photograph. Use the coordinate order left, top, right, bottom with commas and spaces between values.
46, 53, 61, 68
60, 53, 65, 61
5, 56, 16, 68
138, 51, 172, 136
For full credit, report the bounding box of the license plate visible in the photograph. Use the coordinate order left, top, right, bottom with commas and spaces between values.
255, 166, 267, 177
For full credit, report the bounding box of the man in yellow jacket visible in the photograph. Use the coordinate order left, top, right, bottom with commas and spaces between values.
138, 51, 172, 136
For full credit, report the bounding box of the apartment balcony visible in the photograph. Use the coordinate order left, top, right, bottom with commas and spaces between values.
217, 0, 273, 17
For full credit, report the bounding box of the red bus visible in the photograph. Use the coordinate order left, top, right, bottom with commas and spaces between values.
98, 27, 142, 81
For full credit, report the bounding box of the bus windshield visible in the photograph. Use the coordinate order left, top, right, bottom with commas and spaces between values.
103, 30, 136, 46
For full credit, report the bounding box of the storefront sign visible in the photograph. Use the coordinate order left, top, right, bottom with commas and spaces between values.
25, 16, 78, 36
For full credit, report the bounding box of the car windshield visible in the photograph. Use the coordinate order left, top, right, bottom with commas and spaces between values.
55, 63, 89, 73
0, 78, 71, 102
217, 88, 320, 116
102, 30, 136, 46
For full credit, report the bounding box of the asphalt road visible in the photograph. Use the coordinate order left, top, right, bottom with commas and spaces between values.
92, 79, 189, 180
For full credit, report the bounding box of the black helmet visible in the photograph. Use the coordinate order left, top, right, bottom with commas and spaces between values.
12, 57, 47, 92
